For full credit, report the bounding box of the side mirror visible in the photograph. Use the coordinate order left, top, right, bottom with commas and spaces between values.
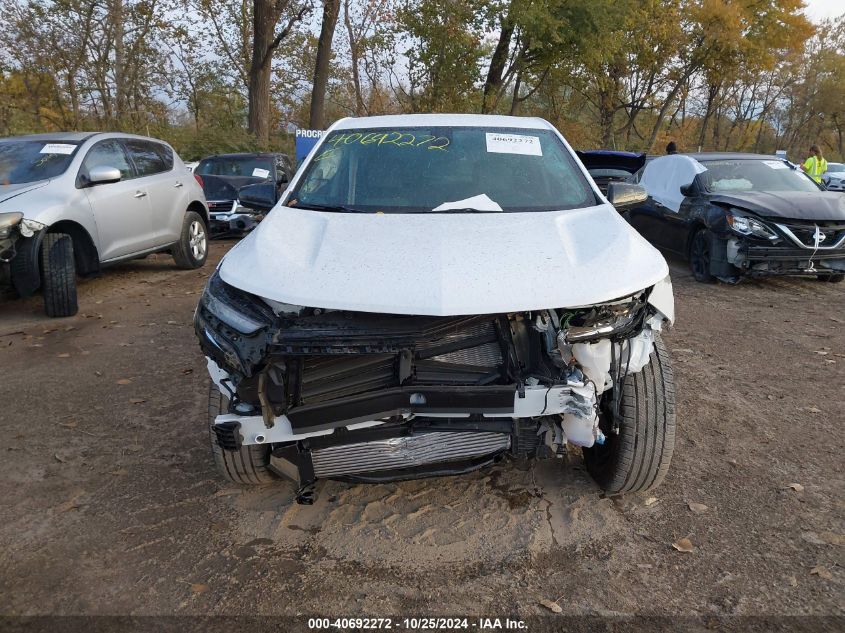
87, 166, 122, 186
278, 172, 289, 185
680, 182, 696, 197
238, 182, 277, 213
606, 182, 648, 209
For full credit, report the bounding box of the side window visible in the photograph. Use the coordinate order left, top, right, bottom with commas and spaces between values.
124, 140, 169, 177
156, 143, 174, 170
79, 140, 134, 185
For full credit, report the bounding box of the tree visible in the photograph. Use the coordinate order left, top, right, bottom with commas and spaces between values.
0, 0, 172, 131
397, 0, 492, 112
248, 0, 312, 145
341, 0, 395, 115
1, 0, 842, 161
309, 0, 340, 128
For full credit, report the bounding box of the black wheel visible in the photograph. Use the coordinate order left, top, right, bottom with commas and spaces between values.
583, 334, 676, 495
689, 229, 716, 283
172, 211, 208, 269
40, 233, 78, 317
817, 273, 844, 283
208, 381, 277, 484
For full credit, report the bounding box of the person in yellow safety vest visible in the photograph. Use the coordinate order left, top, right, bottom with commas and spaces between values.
801, 145, 828, 183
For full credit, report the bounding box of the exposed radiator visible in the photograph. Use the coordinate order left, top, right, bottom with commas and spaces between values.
294, 318, 504, 405
300, 354, 396, 404
310, 431, 511, 477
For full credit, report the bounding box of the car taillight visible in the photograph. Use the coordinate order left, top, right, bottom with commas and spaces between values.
194, 174, 204, 187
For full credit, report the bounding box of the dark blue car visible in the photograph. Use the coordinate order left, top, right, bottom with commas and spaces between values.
576, 150, 647, 195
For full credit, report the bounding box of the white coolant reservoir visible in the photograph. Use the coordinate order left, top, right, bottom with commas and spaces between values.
571, 339, 612, 394
561, 411, 599, 447
620, 328, 654, 375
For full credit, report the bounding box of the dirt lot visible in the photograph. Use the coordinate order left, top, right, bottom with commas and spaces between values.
1, 241, 843, 625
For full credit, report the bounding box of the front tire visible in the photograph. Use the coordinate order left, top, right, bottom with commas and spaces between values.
583, 334, 676, 495
172, 211, 208, 269
40, 233, 78, 318
689, 229, 716, 283
208, 381, 277, 484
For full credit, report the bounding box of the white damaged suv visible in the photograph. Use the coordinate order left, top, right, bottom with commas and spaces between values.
194, 114, 676, 503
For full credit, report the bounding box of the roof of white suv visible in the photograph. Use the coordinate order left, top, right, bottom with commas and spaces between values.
331, 114, 556, 131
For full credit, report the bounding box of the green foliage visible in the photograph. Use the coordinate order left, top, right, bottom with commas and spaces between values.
397, 0, 491, 112
0, 0, 842, 161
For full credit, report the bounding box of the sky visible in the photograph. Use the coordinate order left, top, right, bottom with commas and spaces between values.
803, 0, 845, 22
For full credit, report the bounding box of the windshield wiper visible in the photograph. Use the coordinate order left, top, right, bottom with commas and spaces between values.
422, 207, 503, 214
289, 202, 369, 213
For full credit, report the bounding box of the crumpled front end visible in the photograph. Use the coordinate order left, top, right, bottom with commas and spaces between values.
195, 270, 673, 501
716, 215, 845, 277
0, 214, 48, 296
207, 200, 263, 238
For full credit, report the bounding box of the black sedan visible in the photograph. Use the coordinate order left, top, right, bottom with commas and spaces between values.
628, 152, 845, 283
194, 152, 293, 237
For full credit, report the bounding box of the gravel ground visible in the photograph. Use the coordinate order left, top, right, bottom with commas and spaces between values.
0, 241, 842, 628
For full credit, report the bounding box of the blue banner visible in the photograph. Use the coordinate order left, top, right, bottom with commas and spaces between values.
295, 129, 324, 165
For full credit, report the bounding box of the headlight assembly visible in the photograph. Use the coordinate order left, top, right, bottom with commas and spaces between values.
726, 209, 778, 240
0, 212, 24, 240
195, 271, 275, 376
563, 293, 647, 343
200, 271, 268, 335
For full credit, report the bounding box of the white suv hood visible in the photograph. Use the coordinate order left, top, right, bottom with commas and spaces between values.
219, 203, 669, 316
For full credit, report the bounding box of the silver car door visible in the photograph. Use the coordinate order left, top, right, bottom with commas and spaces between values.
121, 139, 185, 245
79, 139, 156, 261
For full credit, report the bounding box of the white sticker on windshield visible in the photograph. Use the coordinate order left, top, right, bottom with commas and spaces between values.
485, 133, 542, 156
252, 168, 270, 178
763, 160, 788, 169
40, 143, 76, 155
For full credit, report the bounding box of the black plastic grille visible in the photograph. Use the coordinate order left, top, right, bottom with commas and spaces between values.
780, 222, 845, 247
213, 421, 243, 451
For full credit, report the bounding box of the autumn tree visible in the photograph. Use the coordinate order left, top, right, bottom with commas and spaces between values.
1, 0, 842, 162
397, 0, 491, 112
309, 0, 340, 128
249, 0, 311, 144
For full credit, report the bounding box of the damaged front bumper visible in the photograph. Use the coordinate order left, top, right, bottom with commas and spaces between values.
196, 271, 673, 498
208, 356, 609, 445
1, 214, 45, 261
0, 214, 47, 295
718, 220, 845, 277
207, 201, 263, 237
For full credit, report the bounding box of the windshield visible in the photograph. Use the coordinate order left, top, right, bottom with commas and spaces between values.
700, 159, 820, 193
827, 163, 845, 173
197, 156, 273, 180
0, 140, 80, 185
288, 126, 595, 213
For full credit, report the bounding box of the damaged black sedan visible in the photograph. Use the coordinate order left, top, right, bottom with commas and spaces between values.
194, 114, 676, 504
631, 153, 845, 283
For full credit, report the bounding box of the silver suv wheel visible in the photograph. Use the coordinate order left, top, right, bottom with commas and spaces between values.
189, 219, 207, 261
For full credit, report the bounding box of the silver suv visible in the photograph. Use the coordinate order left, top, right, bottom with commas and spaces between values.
0, 132, 209, 317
